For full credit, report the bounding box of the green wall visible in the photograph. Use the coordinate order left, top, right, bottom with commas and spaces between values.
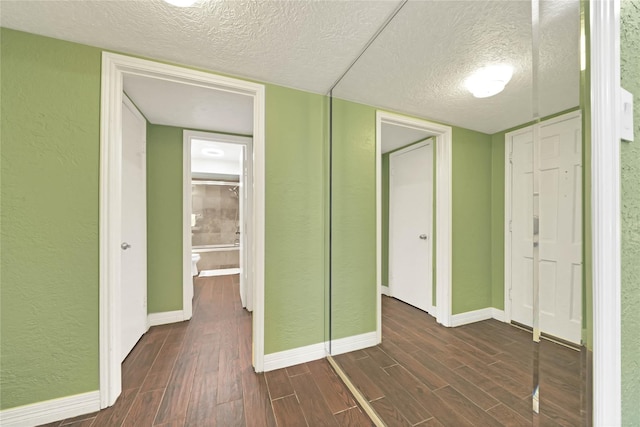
330, 99, 378, 340
0, 28, 326, 409
0, 30, 101, 409
382, 154, 390, 287
264, 84, 326, 354
620, 0, 640, 423
146, 124, 184, 313
451, 128, 494, 314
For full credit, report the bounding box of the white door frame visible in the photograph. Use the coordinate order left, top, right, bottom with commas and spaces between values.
376, 111, 453, 343
590, 0, 621, 424
503, 125, 529, 324
183, 130, 254, 316
503, 110, 582, 325
99, 52, 266, 408
388, 141, 434, 313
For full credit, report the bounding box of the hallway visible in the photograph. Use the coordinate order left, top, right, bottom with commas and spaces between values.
41, 276, 370, 426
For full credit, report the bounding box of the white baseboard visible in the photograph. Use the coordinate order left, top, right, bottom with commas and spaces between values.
147, 310, 186, 327
330, 331, 378, 356
450, 307, 494, 327
0, 391, 100, 427
381, 285, 390, 296
491, 308, 506, 322
263, 342, 327, 372
263, 331, 379, 371
450, 307, 507, 327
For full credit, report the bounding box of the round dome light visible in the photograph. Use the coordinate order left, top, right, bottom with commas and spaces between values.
164, 0, 198, 7
202, 148, 224, 157
465, 64, 514, 98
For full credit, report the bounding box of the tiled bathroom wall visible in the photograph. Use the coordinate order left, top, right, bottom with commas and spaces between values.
192, 181, 240, 247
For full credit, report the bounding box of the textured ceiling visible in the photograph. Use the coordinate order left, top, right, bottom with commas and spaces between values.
1, 0, 580, 135
0, 0, 400, 94
334, 0, 580, 134
124, 74, 254, 135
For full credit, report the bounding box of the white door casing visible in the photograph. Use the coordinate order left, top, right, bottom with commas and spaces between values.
507, 112, 582, 344
120, 96, 148, 361
509, 128, 535, 328
183, 130, 253, 312
389, 142, 433, 312
238, 146, 246, 308
374, 111, 453, 342
242, 143, 254, 312
101, 52, 266, 408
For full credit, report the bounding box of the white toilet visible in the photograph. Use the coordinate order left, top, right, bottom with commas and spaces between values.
191, 253, 201, 276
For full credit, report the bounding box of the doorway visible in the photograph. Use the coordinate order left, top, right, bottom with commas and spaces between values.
374, 111, 453, 342
99, 52, 266, 408
505, 111, 582, 345
184, 131, 254, 311
389, 141, 434, 313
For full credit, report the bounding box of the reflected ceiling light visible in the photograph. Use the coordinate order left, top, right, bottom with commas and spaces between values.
202, 147, 224, 157
464, 64, 514, 98
163, 0, 198, 7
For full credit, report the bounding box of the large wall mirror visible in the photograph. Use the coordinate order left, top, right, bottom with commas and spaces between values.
328, 0, 590, 425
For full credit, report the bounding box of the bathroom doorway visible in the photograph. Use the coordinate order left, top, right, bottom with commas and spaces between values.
100, 52, 266, 408
185, 131, 254, 311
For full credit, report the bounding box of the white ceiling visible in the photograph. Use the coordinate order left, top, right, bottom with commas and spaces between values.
381, 123, 431, 154
124, 74, 253, 135
0, 0, 580, 135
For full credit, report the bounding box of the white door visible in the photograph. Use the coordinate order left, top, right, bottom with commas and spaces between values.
509, 115, 582, 344
389, 142, 433, 312
538, 116, 582, 343
120, 96, 148, 361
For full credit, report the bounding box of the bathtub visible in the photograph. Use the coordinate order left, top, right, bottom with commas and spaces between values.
192, 244, 240, 271
192, 244, 240, 253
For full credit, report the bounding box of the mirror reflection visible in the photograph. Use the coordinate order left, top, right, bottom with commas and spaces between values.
329, 0, 587, 425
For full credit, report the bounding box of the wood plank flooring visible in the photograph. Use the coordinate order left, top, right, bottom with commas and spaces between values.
41, 275, 370, 427
334, 296, 586, 427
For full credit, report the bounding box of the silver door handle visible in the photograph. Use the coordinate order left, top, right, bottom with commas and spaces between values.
121, 242, 131, 250
419, 234, 428, 240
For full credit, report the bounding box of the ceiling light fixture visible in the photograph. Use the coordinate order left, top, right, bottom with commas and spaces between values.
464, 64, 514, 98
202, 147, 224, 157
163, 0, 198, 7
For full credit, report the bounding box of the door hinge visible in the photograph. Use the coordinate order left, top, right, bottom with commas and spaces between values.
509, 152, 513, 164
509, 220, 512, 232
508, 287, 512, 301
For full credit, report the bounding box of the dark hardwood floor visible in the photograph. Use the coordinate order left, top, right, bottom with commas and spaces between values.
334, 296, 585, 427
39, 278, 586, 427
41, 275, 371, 427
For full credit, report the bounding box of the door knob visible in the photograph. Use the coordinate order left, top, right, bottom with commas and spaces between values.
419, 234, 428, 240
121, 242, 132, 250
